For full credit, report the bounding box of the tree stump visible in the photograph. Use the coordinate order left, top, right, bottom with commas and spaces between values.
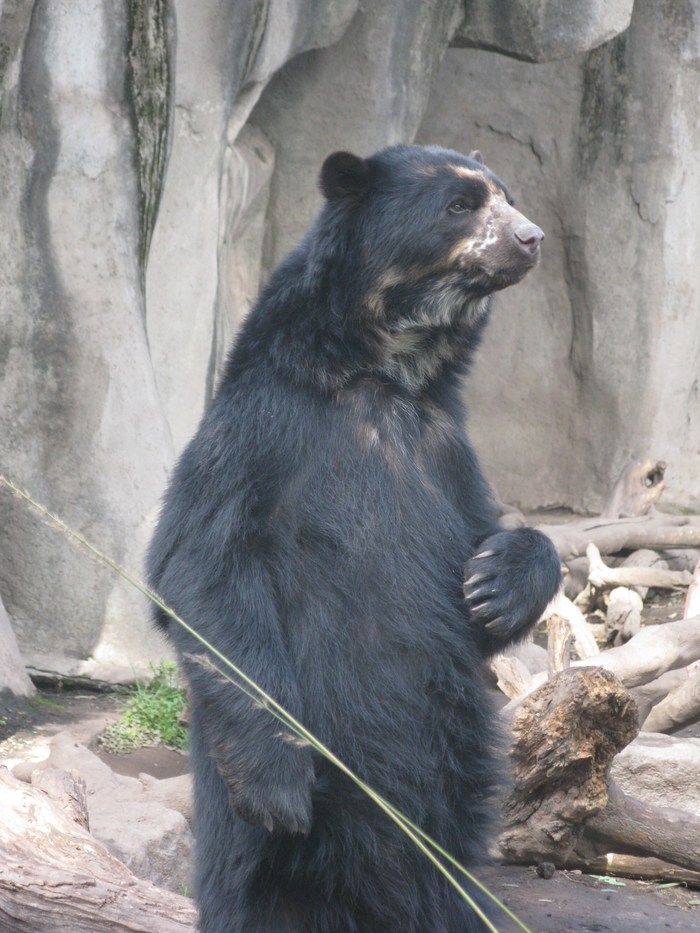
499, 667, 639, 863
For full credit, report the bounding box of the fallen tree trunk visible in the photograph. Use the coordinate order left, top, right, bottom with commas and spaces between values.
628, 663, 700, 724
538, 515, 700, 562
582, 780, 700, 873
0, 767, 197, 933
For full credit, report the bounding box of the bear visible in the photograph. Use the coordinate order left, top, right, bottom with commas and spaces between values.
146, 143, 561, 933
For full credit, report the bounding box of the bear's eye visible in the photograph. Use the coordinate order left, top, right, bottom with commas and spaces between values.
447, 198, 470, 214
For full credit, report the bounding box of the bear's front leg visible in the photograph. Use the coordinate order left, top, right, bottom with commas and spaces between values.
201, 707, 315, 836
463, 527, 561, 655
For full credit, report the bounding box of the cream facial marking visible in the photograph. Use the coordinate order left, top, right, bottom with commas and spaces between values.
447, 164, 503, 198
448, 198, 523, 269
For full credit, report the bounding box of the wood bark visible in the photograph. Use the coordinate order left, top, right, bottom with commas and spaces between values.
574, 616, 700, 688
582, 781, 700, 873
641, 664, 700, 732
547, 614, 573, 674
585, 543, 691, 591
0, 767, 197, 933
30, 768, 90, 831
562, 853, 700, 887
490, 654, 530, 699
499, 667, 639, 864
602, 459, 666, 519
500, 666, 700, 877
538, 515, 700, 562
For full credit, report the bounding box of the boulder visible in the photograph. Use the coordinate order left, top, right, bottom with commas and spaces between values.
0, 0, 174, 665
453, 0, 633, 62
17, 732, 193, 893
611, 732, 700, 819
418, 0, 700, 512
2, 0, 700, 666
0, 596, 34, 697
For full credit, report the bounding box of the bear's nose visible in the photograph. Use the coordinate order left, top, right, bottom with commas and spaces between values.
514, 223, 544, 253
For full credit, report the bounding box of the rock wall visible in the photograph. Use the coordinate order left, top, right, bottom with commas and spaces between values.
0, 0, 697, 662
419, 0, 700, 513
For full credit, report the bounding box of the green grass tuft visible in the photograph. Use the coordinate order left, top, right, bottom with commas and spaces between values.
100, 661, 187, 753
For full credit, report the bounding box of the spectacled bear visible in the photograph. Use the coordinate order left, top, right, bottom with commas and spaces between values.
146, 144, 561, 933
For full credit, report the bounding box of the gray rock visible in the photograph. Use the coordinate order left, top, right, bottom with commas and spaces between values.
145, 0, 359, 450
419, 0, 700, 513
0, 0, 174, 665
251, 0, 464, 268
2, 0, 700, 666
23, 652, 154, 687
24, 731, 193, 893
0, 595, 34, 696
453, 0, 634, 62
611, 732, 700, 818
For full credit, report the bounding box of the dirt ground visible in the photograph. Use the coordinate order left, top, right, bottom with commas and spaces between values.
2, 683, 699, 933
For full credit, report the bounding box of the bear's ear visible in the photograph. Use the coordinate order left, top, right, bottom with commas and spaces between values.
320, 151, 371, 202
468, 150, 484, 164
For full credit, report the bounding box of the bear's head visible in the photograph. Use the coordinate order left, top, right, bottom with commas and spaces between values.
321, 145, 542, 294
315, 144, 543, 388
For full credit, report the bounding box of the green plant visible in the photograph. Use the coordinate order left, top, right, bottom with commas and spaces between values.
100, 660, 187, 753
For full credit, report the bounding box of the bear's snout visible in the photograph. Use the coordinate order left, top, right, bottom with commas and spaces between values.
514, 222, 544, 254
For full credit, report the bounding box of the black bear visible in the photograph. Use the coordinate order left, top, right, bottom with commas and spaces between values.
147, 144, 561, 933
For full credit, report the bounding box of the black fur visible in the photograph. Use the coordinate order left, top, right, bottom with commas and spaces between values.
147, 144, 561, 933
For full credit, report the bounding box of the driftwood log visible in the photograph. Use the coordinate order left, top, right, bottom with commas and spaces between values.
539, 515, 700, 562
641, 663, 700, 732
503, 616, 700, 716
547, 613, 573, 674
0, 767, 197, 933
562, 854, 700, 887
499, 667, 700, 877
629, 662, 700, 725
545, 592, 599, 660
584, 543, 691, 591
576, 616, 700, 688
602, 458, 666, 519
